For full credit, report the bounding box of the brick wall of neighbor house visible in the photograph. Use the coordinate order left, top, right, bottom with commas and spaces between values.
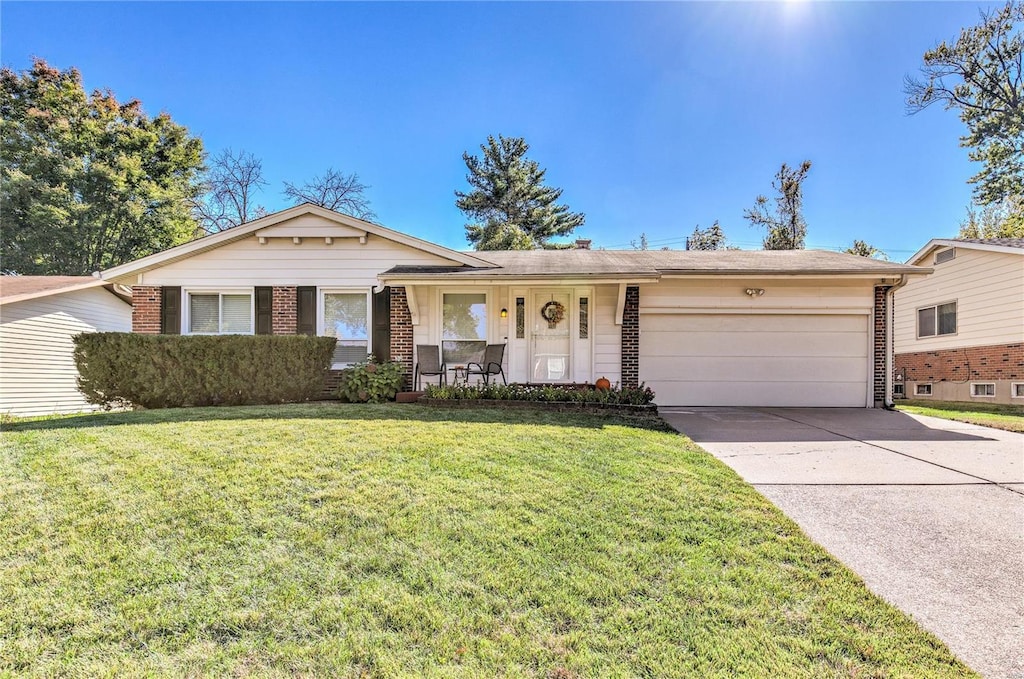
896, 343, 1024, 381
272, 286, 298, 335
132, 285, 162, 334
621, 286, 639, 389
873, 285, 892, 406
390, 286, 413, 389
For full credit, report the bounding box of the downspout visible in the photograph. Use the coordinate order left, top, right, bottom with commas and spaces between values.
884, 274, 908, 410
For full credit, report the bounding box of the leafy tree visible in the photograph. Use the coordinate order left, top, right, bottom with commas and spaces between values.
284, 168, 375, 220
631, 233, 650, 250
743, 161, 812, 250
844, 240, 889, 259
456, 135, 585, 250
1, 58, 204, 274
958, 197, 1024, 237
687, 221, 729, 250
192, 148, 267, 233
905, 1, 1024, 205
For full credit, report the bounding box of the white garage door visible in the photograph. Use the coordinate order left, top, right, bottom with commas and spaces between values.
640, 313, 869, 407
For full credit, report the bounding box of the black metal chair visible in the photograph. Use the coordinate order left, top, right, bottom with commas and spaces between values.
467, 344, 507, 385
414, 344, 446, 390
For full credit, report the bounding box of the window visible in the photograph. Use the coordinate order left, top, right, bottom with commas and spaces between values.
917, 302, 956, 338
579, 297, 589, 339
971, 383, 996, 397
1012, 383, 1024, 398
443, 292, 486, 364
515, 297, 525, 339
322, 291, 369, 367
188, 292, 252, 334
915, 383, 933, 396
893, 383, 905, 398
934, 248, 956, 264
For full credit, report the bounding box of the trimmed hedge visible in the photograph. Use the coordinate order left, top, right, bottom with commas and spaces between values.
74, 333, 337, 409
423, 382, 656, 405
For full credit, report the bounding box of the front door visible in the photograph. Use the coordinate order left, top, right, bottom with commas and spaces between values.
530, 290, 572, 382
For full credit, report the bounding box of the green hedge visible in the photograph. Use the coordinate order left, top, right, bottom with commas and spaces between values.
338, 358, 405, 403
423, 382, 656, 405
74, 333, 337, 409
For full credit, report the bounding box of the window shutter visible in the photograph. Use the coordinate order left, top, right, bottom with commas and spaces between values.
297, 286, 316, 335
372, 286, 391, 361
160, 286, 181, 334
255, 287, 273, 335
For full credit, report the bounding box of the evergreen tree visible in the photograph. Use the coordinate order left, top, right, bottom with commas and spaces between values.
455, 135, 585, 250
687, 221, 729, 250
844, 240, 888, 259
743, 161, 812, 250
1, 58, 204, 274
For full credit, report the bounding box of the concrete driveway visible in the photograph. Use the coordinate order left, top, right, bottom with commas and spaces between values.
660, 407, 1024, 679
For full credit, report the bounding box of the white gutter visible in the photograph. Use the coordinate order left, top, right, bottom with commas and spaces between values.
884, 274, 909, 409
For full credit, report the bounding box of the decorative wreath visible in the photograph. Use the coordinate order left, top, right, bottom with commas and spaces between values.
540, 300, 566, 327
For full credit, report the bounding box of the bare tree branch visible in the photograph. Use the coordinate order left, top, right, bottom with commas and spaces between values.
192, 148, 267, 234
283, 168, 376, 221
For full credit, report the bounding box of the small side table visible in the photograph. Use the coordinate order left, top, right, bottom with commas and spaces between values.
449, 365, 468, 384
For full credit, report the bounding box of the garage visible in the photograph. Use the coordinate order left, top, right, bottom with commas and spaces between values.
640, 313, 870, 407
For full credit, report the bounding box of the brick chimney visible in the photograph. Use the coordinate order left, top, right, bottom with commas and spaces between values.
575, 238, 592, 250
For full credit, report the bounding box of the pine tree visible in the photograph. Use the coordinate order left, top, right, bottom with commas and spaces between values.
743, 161, 812, 250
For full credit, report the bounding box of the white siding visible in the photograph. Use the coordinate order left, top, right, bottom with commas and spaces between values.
894, 248, 1024, 352
593, 284, 621, 386
0, 288, 131, 417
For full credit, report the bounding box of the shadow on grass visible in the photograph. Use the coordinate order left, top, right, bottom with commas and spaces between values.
2, 401, 671, 433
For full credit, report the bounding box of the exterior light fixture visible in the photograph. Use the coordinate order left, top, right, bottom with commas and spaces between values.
500, 308, 508, 318
744, 288, 766, 297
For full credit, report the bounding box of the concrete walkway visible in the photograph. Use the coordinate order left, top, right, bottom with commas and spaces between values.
660, 407, 1024, 679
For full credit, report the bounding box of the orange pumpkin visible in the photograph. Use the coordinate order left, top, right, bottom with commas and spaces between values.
595, 376, 611, 391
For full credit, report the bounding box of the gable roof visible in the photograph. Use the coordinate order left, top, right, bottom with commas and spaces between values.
0, 276, 131, 305
908, 238, 1024, 264
99, 203, 494, 281
382, 249, 928, 282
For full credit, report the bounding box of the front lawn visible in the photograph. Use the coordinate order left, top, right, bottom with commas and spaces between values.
897, 399, 1024, 433
1, 404, 971, 677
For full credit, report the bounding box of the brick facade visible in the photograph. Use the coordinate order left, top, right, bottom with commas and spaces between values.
389, 286, 413, 389
895, 343, 1023, 382
873, 285, 891, 406
132, 285, 162, 334
621, 286, 639, 389
272, 286, 297, 335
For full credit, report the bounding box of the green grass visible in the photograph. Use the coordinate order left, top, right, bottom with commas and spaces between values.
1, 404, 973, 677
897, 399, 1024, 432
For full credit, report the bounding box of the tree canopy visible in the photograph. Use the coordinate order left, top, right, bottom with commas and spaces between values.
687, 222, 730, 251
957, 197, 1024, 237
283, 168, 375, 221
905, 1, 1024, 206
743, 161, 812, 250
1, 58, 204, 274
455, 135, 585, 250
844, 240, 888, 259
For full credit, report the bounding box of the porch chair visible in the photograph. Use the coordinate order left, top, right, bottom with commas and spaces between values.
414, 344, 446, 391
467, 343, 507, 385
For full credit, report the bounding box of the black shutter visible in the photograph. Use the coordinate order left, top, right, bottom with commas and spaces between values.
372, 286, 391, 361
160, 286, 181, 334
297, 286, 316, 336
255, 287, 273, 335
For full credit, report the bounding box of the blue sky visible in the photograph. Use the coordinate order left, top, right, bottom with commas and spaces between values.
2, 1, 995, 259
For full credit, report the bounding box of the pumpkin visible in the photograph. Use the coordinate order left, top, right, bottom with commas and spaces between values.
595, 376, 611, 391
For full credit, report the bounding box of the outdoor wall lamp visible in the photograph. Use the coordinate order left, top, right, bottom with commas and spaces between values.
500, 308, 508, 318
744, 288, 766, 297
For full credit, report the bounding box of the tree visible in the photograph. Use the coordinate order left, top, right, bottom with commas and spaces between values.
905, 1, 1024, 205
1, 58, 204, 274
958, 197, 1024, 237
284, 168, 375, 220
687, 221, 729, 250
743, 161, 812, 250
844, 240, 889, 259
455, 135, 585, 250
192, 148, 267, 233
631, 233, 650, 250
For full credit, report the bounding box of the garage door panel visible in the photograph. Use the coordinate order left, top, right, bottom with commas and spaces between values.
640, 313, 870, 407
640, 356, 867, 382
642, 331, 867, 359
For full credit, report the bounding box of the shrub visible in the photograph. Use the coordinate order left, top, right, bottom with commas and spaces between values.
338, 357, 405, 403
423, 382, 656, 405
74, 333, 337, 409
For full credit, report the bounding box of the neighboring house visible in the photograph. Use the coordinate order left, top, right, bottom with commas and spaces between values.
894, 238, 1024, 405
0, 276, 132, 417
99, 203, 928, 407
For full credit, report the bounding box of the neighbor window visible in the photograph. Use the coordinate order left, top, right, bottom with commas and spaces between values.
893, 383, 905, 398
971, 383, 996, 397
934, 248, 956, 264
188, 292, 252, 334
1012, 383, 1024, 398
442, 292, 486, 364
322, 291, 369, 368
917, 302, 957, 338
915, 383, 933, 396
